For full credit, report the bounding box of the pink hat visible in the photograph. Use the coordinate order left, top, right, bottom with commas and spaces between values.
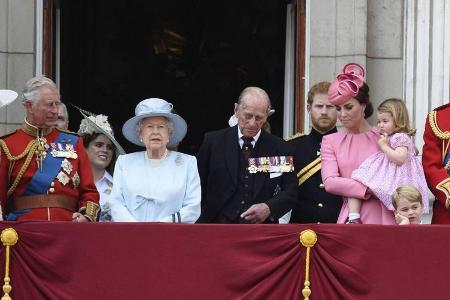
328, 63, 365, 105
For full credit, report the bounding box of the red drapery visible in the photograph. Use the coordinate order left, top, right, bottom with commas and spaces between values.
0, 222, 447, 300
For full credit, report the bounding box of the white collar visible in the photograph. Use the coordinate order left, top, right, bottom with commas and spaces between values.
97, 170, 113, 185
237, 126, 261, 147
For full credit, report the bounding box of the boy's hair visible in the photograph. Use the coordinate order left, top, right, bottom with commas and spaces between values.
392, 185, 423, 209
307, 81, 331, 105
377, 98, 416, 136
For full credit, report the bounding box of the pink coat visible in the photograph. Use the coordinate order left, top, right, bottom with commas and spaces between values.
320, 127, 395, 224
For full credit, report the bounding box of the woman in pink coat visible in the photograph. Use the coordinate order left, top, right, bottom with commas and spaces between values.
321, 63, 395, 224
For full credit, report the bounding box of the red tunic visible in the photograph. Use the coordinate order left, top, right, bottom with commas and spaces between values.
0, 123, 99, 221
422, 103, 450, 224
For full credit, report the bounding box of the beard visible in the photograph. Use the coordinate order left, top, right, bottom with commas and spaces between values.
311, 117, 335, 133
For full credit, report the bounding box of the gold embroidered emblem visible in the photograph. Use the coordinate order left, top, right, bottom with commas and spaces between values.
61, 159, 73, 174
35, 137, 49, 171
72, 172, 80, 189
57, 171, 70, 185
85, 201, 100, 221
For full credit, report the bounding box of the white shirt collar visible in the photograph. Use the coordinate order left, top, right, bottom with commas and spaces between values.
96, 170, 113, 186
237, 126, 261, 148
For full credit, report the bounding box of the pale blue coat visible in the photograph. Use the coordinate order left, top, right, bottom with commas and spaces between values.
110, 151, 201, 223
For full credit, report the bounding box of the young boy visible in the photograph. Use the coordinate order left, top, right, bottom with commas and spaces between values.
392, 185, 424, 225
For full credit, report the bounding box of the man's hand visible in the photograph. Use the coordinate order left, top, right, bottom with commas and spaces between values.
72, 212, 88, 222
240, 203, 271, 224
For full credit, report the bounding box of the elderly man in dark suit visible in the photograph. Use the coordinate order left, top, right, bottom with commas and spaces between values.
197, 87, 297, 224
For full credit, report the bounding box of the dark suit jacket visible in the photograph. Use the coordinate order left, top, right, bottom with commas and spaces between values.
287, 127, 342, 223
196, 126, 297, 223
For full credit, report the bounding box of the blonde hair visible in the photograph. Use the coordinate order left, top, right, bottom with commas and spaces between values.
377, 98, 416, 136
392, 185, 423, 209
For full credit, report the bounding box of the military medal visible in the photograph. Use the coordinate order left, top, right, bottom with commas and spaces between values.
247, 156, 294, 173
57, 171, 70, 185
51, 143, 78, 159
248, 158, 258, 173
61, 159, 73, 174
72, 172, 80, 189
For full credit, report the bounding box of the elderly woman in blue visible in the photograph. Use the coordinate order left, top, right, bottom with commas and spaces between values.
110, 98, 201, 223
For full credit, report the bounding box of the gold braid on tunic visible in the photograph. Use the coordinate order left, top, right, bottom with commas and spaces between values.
0, 139, 38, 197
428, 111, 450, 162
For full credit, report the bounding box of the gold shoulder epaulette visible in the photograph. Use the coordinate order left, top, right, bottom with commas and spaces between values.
286, 132, 305, 141
56, 128, 80, 136
428, 111, 450, 140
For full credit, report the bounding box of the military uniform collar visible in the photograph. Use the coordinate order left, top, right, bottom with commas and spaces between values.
310, 127, 337, 142
21, 118, 53, 137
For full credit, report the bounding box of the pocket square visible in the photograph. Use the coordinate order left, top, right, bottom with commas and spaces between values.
270, 172, 282, 179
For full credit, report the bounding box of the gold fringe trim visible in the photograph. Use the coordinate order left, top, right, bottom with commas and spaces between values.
299, 229, 317, 300
0, 139, 38, 197
428, 111, 450, 140
1, 228, 18, 300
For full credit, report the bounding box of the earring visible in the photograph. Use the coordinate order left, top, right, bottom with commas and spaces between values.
140, 138, 143, 142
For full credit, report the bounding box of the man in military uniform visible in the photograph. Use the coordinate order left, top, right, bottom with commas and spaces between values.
423, 103, 450, 224
287, 81, 342, 223
0, 76, 99, 221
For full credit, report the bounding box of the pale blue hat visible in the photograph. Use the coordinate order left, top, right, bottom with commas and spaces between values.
122, 98, 187, 147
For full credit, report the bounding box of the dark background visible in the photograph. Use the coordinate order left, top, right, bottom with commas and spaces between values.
59, 0, 287, 154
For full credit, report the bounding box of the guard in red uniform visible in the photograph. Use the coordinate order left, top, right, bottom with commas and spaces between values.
422, 103, 450, 224
0, 76, 99, 221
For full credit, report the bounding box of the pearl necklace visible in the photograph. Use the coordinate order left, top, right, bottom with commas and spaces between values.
147, 149, 169, 167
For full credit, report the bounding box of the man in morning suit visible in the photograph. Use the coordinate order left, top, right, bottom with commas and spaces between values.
422, 103, 450, 224
197, 87, 297, 223
287, 81, 342, 223
0, 76, 99, 221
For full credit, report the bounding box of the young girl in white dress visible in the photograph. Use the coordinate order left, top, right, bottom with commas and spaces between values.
347, 98, 429, 223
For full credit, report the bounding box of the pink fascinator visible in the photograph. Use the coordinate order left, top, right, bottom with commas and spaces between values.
328, 63, 365, 105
